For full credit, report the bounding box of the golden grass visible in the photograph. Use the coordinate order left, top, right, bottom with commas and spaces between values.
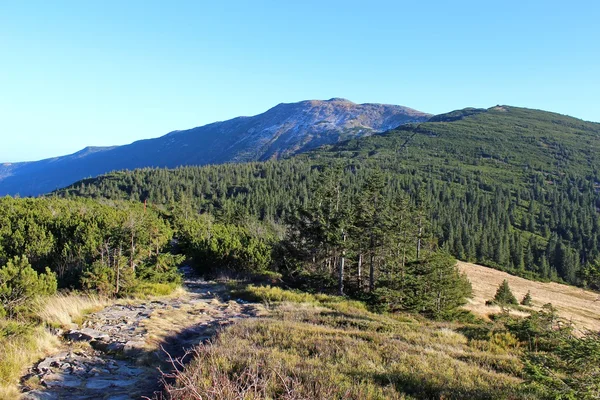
165, 286, 535, 400
0, 323, 59, 400
139, 290, 266, 359
36, 292, 109, 328
458, 261, 600, 332
130, 282, 179, 298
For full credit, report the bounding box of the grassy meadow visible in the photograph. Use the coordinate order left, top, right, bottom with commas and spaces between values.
163, 285, 539, 400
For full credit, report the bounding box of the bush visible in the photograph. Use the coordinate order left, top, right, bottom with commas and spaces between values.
488, 332, 520, 353
136, 253, 184, 285
80, 259, 136, 297
0, 256, 57, 318
524, 332, 600, 399
176, 215, 274, 276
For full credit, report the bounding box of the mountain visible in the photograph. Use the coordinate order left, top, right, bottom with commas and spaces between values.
0, 98, 430, 196
57, 105, 600, 286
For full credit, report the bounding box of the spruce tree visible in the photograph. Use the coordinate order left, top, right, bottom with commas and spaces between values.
352, 168, 387, 292
400, 251, 472, 319
490, 279, 518, 306
521, 290, 533, 306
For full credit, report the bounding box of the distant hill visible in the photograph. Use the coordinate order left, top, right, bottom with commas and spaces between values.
0, 98, 430, 196
57, 105, 600, 286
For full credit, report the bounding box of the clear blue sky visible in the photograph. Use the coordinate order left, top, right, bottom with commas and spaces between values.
1, 1, 599, 162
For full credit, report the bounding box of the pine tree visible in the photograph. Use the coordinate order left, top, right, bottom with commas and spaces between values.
521, 290, 533, 306
399, 251, 472, 319
489, 279, 518, 306
352, 169, 387, 292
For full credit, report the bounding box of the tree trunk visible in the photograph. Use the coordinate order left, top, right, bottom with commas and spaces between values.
130, 233, 135, 271
339, 252, 345, 296
417, 216, 423, 260
114, 248, 120, 295
369, 233, 375, 292
357, 253, 363, 290
369, 252, 375, 292
339, 231, 346, 296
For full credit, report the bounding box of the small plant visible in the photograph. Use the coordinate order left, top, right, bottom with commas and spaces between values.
486, 279, 518, 307
520, 290, 533, 306
488, 331, 520, 353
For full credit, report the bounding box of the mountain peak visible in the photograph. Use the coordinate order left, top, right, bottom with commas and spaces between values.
0, 99, 431, 196
326, 97, 353, 103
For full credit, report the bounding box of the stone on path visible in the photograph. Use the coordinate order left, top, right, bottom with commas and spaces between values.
66, 328, 110, 342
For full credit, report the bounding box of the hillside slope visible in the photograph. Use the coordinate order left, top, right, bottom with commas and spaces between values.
0, 98, 429, 196
458, 261, 600, 331
56, 106, 600, 286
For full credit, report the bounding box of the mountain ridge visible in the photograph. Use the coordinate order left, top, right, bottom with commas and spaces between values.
0, 99, 430, 196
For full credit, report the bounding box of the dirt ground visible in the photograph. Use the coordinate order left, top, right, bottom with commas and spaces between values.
458, 261, 600, 332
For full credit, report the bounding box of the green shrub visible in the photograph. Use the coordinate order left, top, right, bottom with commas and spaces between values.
524, 333, 600, 399
0, 256, 57, 318
176, 214, 274, 276
80, 259, 136, 297
489, 332, 520, 353
136, 253, 184, 285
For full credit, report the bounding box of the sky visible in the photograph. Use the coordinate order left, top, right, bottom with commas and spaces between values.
0, 1, 599, 162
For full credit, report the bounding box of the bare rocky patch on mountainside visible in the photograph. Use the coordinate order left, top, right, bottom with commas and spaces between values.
21, 273, 265, 400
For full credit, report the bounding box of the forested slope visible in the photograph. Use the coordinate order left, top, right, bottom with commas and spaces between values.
56, 106, 600, 286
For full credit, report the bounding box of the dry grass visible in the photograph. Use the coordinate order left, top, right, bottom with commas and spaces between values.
140, 291, 267, 362
164, 286, 536, 400
0, 323, 59, 400
458, 261, 600, 332
142, 299, 214, 354
36, 292, 109, 328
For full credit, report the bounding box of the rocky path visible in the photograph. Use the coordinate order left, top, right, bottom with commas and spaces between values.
21, 270, 264, 400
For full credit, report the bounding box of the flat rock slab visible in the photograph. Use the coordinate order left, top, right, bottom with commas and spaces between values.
66, 328, 110, 342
